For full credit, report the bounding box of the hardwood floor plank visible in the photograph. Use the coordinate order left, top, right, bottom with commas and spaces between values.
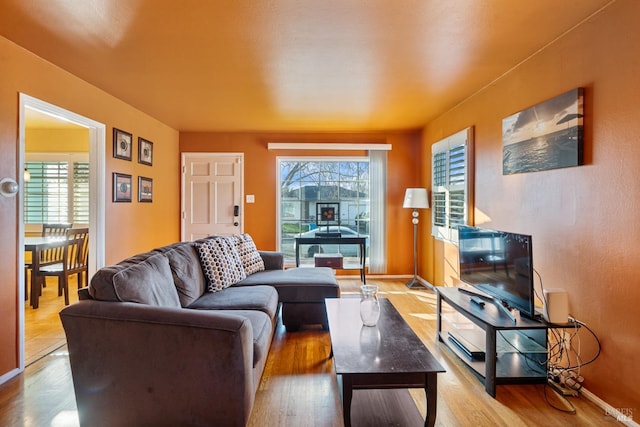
0, 348, 77, 427
1, 278, 615, 426
25, 276, 79, 366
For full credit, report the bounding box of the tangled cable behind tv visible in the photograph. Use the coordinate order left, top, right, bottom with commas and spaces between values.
536, 270, 602, 414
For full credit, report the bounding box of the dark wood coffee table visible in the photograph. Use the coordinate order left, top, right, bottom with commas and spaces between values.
325, 298, 445, 427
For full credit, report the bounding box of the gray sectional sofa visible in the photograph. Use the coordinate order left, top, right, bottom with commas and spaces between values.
59, 235, 339, 427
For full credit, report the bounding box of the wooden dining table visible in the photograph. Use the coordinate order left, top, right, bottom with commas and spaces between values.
25, 236, 68, 309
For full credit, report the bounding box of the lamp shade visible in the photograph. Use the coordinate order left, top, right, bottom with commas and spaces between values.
403, 188, 429, 209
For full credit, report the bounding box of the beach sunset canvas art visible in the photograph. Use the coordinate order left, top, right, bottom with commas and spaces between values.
503, 88, 584, 174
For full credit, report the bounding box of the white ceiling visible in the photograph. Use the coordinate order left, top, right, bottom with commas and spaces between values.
0, 0, 614, 132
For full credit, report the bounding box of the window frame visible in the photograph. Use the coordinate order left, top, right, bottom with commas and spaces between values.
24, 152, 89, 234
276, 156, 371, 264
431, 127, 474, 243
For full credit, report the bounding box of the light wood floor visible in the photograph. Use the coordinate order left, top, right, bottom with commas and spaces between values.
2, 278, 616, 426
24, 276, 80, 366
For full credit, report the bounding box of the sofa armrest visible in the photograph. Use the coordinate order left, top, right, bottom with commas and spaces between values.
60, 301, 255, 427
259, 251, 284, 270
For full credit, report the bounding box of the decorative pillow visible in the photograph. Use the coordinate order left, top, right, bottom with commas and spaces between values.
231, 234, 265, 275
197, 237, 246, 292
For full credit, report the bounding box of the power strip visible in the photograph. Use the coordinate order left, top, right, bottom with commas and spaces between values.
548, 378, 579, 396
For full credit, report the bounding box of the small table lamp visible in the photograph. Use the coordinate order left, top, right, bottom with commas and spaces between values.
403, 188, 429, 289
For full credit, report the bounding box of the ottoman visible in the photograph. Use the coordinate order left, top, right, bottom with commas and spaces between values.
235, 267, 340, 331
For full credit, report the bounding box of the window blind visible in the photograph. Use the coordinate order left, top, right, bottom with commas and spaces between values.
431, 128, 472, 243
24, 160, 89, 225
73, 161, 90, 223
25, 161, 69, 224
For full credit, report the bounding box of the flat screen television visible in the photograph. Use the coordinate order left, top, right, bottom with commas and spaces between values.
458, 225, 535, 319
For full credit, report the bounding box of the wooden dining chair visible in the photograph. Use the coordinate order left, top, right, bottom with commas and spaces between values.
36, 228, 89, 306
24, 223, 72, 301
40, 223, 73, 266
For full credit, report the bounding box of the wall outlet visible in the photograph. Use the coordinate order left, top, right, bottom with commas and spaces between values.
246, 194, 255, 203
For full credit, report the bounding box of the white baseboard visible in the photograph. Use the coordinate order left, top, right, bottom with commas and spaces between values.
335, 274, 436, 290
580, 387, 638, 426
0, 367, 21, 386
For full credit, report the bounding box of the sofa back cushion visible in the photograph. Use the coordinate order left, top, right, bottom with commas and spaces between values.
161, 243, 206, 307
89, 252, 181, 308
197, 237, 247, 292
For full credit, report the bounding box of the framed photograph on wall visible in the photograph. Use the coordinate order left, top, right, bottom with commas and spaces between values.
138, 137, 153, 166
502, 88, 584, 174
113, 173, 132, 202
138, 176, 153, 203
113, 128, 132, 161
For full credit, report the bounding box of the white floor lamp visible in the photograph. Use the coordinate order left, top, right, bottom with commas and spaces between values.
403, 188, 429, 289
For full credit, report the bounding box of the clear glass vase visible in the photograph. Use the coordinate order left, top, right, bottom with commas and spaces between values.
360, 284, 380, 326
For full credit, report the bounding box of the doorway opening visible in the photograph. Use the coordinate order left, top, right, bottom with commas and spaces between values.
18, 94, 106, 369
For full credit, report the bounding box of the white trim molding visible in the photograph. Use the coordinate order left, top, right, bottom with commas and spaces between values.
580, 387, 639, 426
268, 143, 392, 151
17, 93, 106, 378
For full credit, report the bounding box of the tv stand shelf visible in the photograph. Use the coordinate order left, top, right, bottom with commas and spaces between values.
436, 287, 549, 397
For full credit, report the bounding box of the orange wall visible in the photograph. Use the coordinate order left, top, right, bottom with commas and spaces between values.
180, 131, 421, 274
0, 36, 180, 379
422, 0, 639, 410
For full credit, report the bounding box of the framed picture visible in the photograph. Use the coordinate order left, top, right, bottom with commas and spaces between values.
316, 202, 340, 227
502, 88, 584, 174
112, 173, 132, 202
113, 128, 132, 161
320, 206, 336, 221
138, 176, 153, 203
138, 137, 153, 166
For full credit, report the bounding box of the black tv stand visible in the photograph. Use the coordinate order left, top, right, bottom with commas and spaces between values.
437, 287, 549, 397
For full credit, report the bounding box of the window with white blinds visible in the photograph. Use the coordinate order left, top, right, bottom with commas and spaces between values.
431, 128, 472, 243
72, 161, 90, 223
24, 154, 89, 225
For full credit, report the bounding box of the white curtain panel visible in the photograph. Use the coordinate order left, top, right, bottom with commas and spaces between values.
368, 150, 387, 274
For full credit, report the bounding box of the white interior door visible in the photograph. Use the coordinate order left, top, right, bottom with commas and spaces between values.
182, 153, 243, 241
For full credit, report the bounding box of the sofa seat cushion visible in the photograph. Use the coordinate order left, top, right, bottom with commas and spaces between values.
90, 253, 181, 308
187, 285, 279, 320
235, 267, 340, 302
211, 309, 273, 367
